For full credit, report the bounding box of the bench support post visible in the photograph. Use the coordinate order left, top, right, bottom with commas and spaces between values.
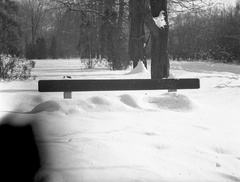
168, 89, 177, 93
64, 91, 72, 99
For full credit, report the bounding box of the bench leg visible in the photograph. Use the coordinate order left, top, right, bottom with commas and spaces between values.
64, 92, 72, 99
168, 89, 177, 93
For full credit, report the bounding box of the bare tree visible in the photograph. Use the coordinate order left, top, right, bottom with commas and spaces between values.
19, 0, 50, 44
129, 0, 145, 68
145, 0, 169, 79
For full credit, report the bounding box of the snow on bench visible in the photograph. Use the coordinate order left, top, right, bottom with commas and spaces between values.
38, 79, 200, 99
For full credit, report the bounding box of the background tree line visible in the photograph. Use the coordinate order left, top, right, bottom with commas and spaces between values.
1, 0, 240, 79
0, 0, 35, 80
169, 1, 240, 63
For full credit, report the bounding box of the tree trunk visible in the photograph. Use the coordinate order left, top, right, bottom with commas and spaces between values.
129, 0, 145, 68
144, 0, 169, 79
151, 29, 169, 78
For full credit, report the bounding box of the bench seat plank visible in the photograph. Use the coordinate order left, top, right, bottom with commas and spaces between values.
38, 79, 200, 92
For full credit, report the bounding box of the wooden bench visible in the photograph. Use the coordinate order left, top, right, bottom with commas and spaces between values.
38, 79, 200, 99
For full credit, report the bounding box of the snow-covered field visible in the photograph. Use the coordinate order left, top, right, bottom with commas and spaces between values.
0, 59, 240, 182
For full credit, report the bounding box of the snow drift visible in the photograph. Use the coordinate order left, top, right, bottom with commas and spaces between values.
126, 61, 149, 76
30, 93, 197, 114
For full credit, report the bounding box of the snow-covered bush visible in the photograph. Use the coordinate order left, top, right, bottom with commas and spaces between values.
0, 54, 35, 81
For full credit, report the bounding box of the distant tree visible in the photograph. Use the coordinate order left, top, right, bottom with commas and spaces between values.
0, 0, 22, 56
77, 19, 95, 68
100, 9, 117, 63
19, 0, 50, 44
25, 43, 36, 59
26, 37, 48, 59
100, 1, 130, 70
55, 9, 83, 58
78, 20, 93, 59
49, 36, 57, 59
54, 0, 129, 68
129, 0, 146, 68
35, 37, 48, 59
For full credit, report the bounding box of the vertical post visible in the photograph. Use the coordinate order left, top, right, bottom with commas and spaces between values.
64, 92, 72, 99
168, 89, 177, 93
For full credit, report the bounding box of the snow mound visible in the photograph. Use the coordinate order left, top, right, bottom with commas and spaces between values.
168, 72, 176, 78
31, 99, 89, 114
119, 94, 143, 109
126, 61, 149, 75
31, 100, 62, 113
119, 93, 198, 112
31, 97, 130, 114
31, 93, 197, 114
148, 93, 197, 111
89, 95, 113, 105
87, 95, 129, 112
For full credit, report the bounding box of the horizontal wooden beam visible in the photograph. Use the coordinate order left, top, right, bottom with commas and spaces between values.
38, 79, 200, 92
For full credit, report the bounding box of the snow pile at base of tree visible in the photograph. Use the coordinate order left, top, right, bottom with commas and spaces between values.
0, 59, 240, 182
168, 72, 176, 78
126, 61, 149, 75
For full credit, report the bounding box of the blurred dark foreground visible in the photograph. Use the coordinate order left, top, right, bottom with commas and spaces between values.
0, 118, 41, 182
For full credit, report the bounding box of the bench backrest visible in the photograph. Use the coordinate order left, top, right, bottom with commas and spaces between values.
38, 79, 200, 99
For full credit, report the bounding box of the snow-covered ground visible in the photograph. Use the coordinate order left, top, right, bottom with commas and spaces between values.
0, 59, 240, 182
